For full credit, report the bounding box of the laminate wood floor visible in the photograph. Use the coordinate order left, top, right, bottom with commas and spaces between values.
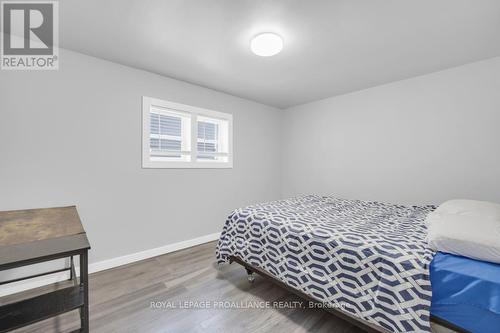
0, 242, 368, 333
2, 241, 367, 333
0, 242, 451, 333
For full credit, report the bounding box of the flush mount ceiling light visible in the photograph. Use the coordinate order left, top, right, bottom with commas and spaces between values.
250, 33, 284, 57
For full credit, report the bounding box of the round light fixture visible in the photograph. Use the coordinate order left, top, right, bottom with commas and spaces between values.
250, 33, 283, 57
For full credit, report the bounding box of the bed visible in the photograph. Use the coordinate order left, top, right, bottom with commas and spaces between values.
216, 195, 500, 333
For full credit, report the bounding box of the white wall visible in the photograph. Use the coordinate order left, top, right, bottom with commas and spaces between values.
282, 57, 500, 205
0, 49, 282, 270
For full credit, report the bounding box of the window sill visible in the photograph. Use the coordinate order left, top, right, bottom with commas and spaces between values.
142, 160, 233, 169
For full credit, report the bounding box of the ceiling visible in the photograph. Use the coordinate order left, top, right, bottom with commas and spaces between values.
60, 0, 500, 108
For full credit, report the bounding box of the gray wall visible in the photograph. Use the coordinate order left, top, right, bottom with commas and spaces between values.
0, 49, 282, 267
2, 48, 500, 286
282, 57, 500, 205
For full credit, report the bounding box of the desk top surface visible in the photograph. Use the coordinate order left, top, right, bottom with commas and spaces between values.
0, 206, 90, 269
0, 206, 85, 247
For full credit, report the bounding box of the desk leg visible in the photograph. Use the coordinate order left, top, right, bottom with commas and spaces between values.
69, 256, 74, 281
80, 250, 89, 333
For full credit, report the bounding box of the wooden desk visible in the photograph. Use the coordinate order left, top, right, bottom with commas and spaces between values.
0, 206, 91, 333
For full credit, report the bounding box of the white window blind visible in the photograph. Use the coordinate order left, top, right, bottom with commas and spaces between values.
197, 116, 229, 162
149, 107, 191, 162
142, 97, 233, 168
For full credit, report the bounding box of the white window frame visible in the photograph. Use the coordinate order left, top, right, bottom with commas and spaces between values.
142, 96, 233, 169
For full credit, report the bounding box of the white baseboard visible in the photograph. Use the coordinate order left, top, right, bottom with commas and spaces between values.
0, 271, 73, 298
88, 232, 220, 273
0, 232, 221, 297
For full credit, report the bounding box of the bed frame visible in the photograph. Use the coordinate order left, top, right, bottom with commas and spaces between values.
229, 255, 470, 333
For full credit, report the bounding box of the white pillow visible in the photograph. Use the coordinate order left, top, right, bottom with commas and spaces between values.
433, 199, 500, 220
426, 199, 500, 264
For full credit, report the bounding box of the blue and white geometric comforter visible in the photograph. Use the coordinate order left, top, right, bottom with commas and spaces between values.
216, 195, 436, 332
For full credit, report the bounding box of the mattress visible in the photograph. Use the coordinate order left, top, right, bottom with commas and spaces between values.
430, 252, 500, 333
216, 195, 436, 332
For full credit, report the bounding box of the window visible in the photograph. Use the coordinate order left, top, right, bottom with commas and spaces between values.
142, 97, 233, 168
197, 116, 230, 162
149, 109, 191, 162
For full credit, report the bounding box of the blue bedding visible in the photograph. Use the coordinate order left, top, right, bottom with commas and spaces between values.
430, 252, 500, 333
